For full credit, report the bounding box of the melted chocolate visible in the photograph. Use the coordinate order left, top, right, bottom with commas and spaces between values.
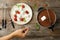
37, 9, 56, 27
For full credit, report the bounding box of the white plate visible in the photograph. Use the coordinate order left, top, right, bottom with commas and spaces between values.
11, 3, 32, 25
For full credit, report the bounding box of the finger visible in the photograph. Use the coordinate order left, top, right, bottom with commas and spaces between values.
23, 27, 29, 35
22, 27, 29, 33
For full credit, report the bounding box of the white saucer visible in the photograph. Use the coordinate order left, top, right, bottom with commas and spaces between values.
11, 3, 32, 25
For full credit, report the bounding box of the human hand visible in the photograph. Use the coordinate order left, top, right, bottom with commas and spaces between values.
13, 27, 29, 38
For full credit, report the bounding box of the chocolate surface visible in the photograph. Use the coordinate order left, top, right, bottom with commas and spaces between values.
37, 9, 56, 27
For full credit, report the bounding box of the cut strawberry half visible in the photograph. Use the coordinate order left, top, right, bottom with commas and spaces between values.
20, 18, 24, 21
14, 17, 17, 21
14, 14, 17, 18
25, 10, 29, 14
16, 10, 20, 14
22, 5, 25, 9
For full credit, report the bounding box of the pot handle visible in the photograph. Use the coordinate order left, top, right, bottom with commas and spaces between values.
38, 7, 44, 12
48, 24, 55, 31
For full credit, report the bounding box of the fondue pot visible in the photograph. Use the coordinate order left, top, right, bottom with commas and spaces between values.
37, 7, 56, 31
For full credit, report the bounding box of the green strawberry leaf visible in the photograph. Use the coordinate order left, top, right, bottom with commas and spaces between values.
35, 23, 40, 30
16, 4, 21, 8
24, 18, 26, 22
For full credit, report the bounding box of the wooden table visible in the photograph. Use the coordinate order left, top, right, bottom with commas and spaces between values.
0, 0, 60, 40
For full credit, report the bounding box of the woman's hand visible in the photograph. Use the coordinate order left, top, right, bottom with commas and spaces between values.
0, 27, 29, 40
13, 27, 29, 38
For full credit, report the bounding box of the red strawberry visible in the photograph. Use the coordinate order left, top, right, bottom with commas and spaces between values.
20, 18, 24, 21
22, 5, 25, 8
16, 11, 20, 14
25, 10, 29, 14
14, 18, 17, 21
14, 14, 17, 18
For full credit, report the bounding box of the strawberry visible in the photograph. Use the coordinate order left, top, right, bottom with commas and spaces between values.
14, 17, 17, 21
20, 18, 24, 21
16, 11, 20, 14
22, 5, 25, 8
14, 14, 17, 18
25, 10, 29, 14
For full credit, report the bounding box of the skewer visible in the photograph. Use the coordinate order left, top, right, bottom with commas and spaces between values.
2, 3, 7, 28
6, 3, 15, 28
46, 7, 54, 31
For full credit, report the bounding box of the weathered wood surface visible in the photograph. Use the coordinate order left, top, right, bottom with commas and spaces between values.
0, 0, 60, 40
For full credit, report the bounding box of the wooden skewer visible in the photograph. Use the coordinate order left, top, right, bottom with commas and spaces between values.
46, 8, 54, 31
6, 3, 15, 28
2, 3, 7, 29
